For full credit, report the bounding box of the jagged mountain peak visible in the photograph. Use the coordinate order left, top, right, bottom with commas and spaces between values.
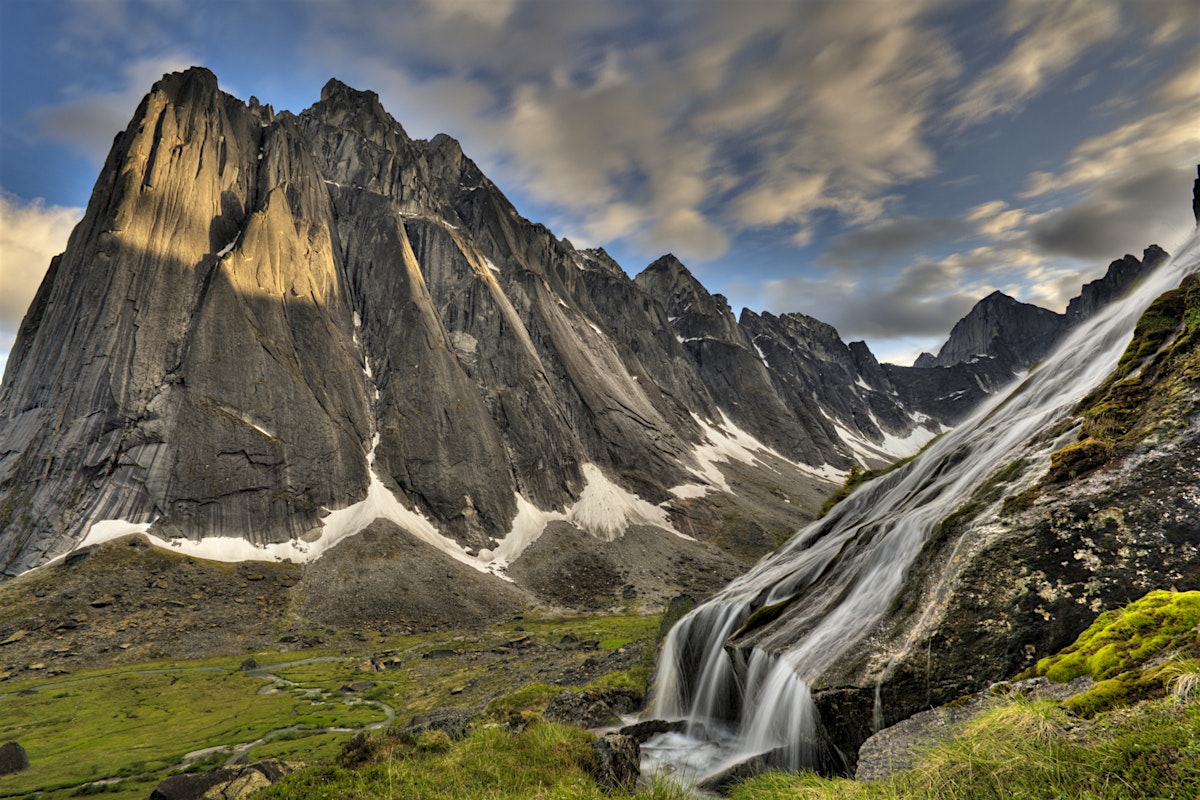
152, 66, 220, 97
1, 66, 1145, 609
307, 77, 410, 148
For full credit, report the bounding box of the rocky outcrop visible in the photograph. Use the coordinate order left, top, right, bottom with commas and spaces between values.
925, 290, 1066, 370
923, 246, 1167, 371
0, 741, 28, 775
636, 257, 937, 469
1066, 245, 1168, 323
149, 759, 299, 800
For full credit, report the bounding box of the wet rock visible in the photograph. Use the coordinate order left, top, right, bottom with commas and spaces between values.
0, 741, 29, 774
618, 718, 687, 743
543, 689, 638, 729
591, 733, 639, 793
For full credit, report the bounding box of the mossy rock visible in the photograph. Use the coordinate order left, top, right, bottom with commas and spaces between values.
1038, 590, 1200, 717
1045, 439, 1113, 484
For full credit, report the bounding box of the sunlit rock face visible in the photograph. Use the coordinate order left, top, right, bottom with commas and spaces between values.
1, 67, 1125, 587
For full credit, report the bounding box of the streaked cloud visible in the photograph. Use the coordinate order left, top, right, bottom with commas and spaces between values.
821, 217, 968, 272
948, 0, 1121, 126
305, 0, 959, 261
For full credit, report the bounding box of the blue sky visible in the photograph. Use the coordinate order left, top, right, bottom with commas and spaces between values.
1, 0, 1198, 372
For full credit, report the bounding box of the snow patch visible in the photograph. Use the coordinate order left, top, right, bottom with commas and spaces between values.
831, 413, 938, 463
675, 412, 843, 498
216, 233, 240, 257
855, 376, 873, 392
571, 464, 677, 542
481, 464, 693, 572
752, 341, 769, 368
484, 257, 500, 273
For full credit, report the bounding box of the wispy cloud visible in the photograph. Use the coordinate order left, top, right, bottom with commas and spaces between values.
304, 0, 960, 261
33, 54, 197, 163
948, 0, 1121, 126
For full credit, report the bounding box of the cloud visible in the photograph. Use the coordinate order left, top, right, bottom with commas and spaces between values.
820, 216, 967, 271
948, 0, 1121, 125
1019, 47, 1200, 260
1030, 164, 1196, 260
423, 0, 518, 28
33, 54, 198, 163
0, 194, 84, 368
302, 0, 960, 261
762, 258, 978, 343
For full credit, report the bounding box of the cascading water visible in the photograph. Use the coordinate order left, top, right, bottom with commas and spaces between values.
643, 228, 1200, 785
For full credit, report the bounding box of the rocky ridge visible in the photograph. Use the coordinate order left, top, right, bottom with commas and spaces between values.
916, 245, 1168, 370
0, 67, 1167, 612
0, 68, 956, 585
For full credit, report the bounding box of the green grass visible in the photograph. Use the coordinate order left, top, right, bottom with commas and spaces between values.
0, 610, 666, 799
727, 699, 1200, 800
0, 653, 389, 799
256, 721, 693, 800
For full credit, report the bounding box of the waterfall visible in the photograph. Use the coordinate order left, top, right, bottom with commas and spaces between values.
643, 229, 1200, 784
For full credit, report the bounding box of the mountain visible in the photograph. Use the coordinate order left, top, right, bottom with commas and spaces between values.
0, 68, 931, 593
0, 68, 1164, 617
916, 245, 1168, 370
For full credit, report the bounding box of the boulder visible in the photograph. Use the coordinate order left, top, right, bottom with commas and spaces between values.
149, 759, 298, 800
543, 689, 638, 729
401, 707, 474, 741
0, 741, 29, 774
591, 733, 639, 793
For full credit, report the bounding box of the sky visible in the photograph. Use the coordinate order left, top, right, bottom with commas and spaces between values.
1, 0, 1198, 373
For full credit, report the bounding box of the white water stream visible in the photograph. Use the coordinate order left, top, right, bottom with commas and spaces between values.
644, 229, 1200, 785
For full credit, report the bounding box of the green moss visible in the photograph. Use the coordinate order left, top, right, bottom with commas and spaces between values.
1045, 439, 1113, 484
1037, 590, 1200, 717
1044, 273, 1200, 486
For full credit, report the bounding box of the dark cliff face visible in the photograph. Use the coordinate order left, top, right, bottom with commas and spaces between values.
929, 290, 1067, 370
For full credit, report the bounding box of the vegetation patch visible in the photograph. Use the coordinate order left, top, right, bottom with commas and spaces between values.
255, 721, 691, 800
1045, 272, 1200, 485
727, 699, 1200, 800
817, 454, 918, 519
1036, 589, 1200, 716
